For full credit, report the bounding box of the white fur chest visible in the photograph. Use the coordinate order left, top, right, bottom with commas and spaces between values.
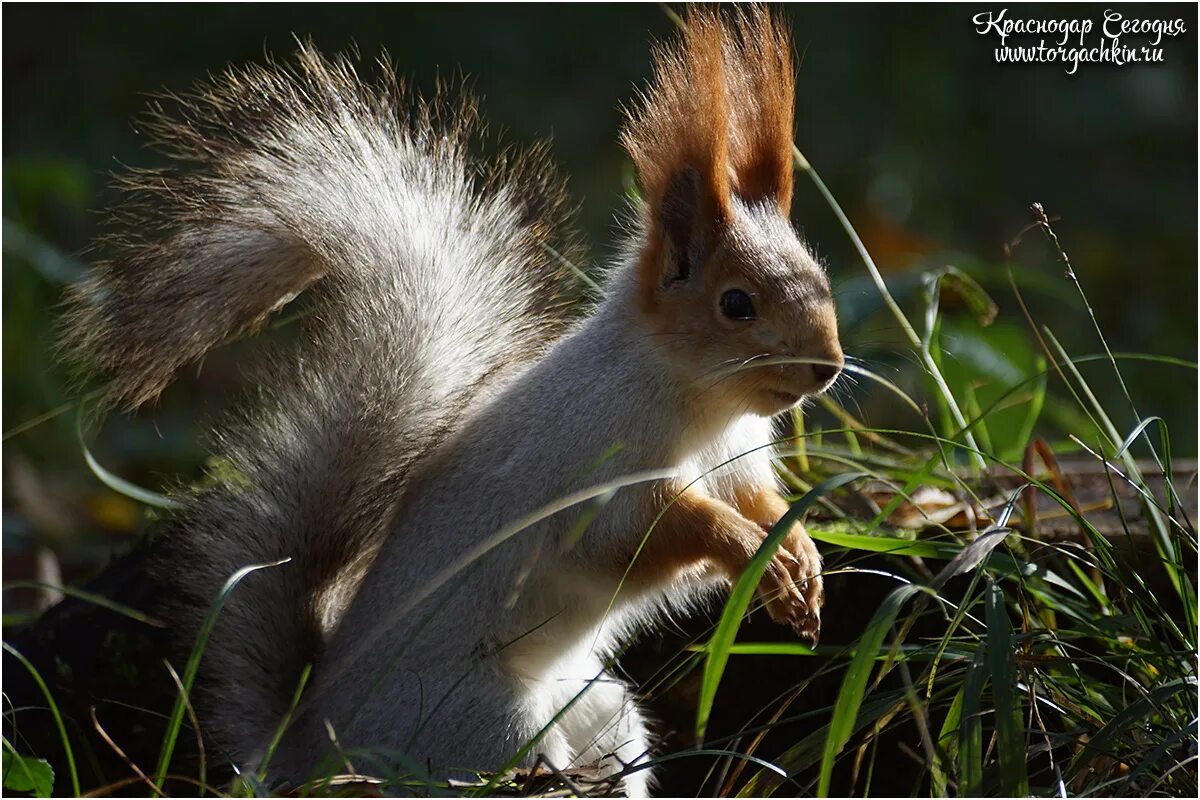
680, 413, 779, 502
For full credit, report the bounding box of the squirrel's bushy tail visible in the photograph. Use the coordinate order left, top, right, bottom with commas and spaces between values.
59, 46, 581, 765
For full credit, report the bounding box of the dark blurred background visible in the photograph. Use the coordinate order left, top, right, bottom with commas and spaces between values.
2, 2, 1197, 793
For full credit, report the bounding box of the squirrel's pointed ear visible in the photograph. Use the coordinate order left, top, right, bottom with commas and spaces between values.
622, 10, 732, 299
658, 165, 725, 285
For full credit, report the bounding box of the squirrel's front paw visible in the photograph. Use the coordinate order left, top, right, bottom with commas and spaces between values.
731, 488, 824, 643
705, 497, 823, 643
777, 524, 823, 643
757, 547, 814, 638
724, 530, 824, 643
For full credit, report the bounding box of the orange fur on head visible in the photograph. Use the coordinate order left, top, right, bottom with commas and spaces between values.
622, 6, 797, 225
622, 7, 797, 312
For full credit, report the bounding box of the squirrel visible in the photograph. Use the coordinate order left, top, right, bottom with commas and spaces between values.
59, 7, 842, 796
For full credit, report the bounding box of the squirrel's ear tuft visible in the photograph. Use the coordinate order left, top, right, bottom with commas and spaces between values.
724, 6, 796, 212
623, 7, 797, 303
621, 9, 731, 216
622, 7, 796, 214
623, 9, 732, 300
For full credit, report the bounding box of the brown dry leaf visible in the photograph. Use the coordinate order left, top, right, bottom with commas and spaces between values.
881, 486, 967, 529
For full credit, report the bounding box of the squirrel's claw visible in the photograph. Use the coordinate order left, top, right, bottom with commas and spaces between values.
758, 525, 824, 644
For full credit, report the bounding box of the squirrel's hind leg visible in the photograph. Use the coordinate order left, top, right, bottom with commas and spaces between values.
554, 668, 653, 797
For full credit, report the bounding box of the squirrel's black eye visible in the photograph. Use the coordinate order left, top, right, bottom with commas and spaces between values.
719, 289, 756, 321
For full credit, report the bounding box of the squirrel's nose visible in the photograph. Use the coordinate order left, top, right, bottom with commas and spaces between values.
812, 362, 841, 383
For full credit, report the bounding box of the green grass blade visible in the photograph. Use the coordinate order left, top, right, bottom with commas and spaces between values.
1113, 415, 1165, 458
477, 672, 605, 796
255, 663, 312, 780
1, 643, 78, 796
934, 685, 964, 796
694, 640, 974, 661
2, 581, 165, 627
796, 161, 983, 469
958, 651, 987, 796
1009, 355, 1047, 461
706, 641, 817, 656
697, 472, 867, 741
1121, 718, 1198, 789
985, 579, 1027, 795
817, 583, 924, 796
1033, 205, 1174, 476
3, 399, 77, 442
1044, 329, 1184, 593
76, 407, 182, 511
739, 693, 906, 797
541, 241, 601, 295
1065, 678, 1192, 784
806, 529, 962, 560
814, 499, 1018, 796
153, 558, 290, 789
929, 526, 1013, 591
638, 748, 787, 779
961, 382, 995, 459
